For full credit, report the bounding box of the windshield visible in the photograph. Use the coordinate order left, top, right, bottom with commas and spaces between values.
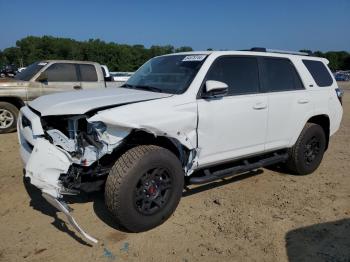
124, 54, 207, 94
14, 61, 46, 81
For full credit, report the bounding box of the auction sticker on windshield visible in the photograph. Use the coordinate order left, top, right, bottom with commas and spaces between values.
182, 55, 207, 62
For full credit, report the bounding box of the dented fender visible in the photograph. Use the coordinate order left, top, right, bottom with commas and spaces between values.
88, 98, 199, 172
88, 98, 198, 150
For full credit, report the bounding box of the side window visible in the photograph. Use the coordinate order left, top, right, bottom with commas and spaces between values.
261, 58, 304, 92
79, 64, 98, 82
206, 56, 259, 96
302, 60, 333, 87
45, 63, 78, 82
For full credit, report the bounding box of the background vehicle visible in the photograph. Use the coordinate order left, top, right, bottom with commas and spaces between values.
0, 64, 18, 78
17, 67, 27, 73
334, 71, 350, 81
110, 71, 134, 83
0, 60, 123, 133
18, 49, 343, 243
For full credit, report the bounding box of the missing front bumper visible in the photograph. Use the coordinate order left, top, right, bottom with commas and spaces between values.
24, 138, 98, 244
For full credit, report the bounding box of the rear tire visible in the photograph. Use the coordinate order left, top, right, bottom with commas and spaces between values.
0, 102, 18, 134
105, 145, 184, 232
286, 123, 326, 175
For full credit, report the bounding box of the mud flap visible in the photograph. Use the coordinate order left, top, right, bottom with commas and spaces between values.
42, 193, 98, 244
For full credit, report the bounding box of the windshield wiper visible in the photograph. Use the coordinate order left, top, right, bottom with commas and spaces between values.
122, 84, 163, 93
120, 83, 135, 88
135, 85, 163, 93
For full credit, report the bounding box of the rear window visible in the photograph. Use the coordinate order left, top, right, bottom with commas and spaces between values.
79, 64, 98, 82
261, 57, 304, 92
302, 60, 333, 87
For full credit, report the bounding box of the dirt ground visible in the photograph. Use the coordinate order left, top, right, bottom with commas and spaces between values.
0, 83, 349, 262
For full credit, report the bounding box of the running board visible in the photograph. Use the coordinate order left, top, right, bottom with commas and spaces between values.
42, 193, 98, 244
189, 153, 288, 184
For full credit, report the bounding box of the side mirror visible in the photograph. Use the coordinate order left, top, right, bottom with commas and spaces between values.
202, 80, 228, 98
36, 72, 48, 83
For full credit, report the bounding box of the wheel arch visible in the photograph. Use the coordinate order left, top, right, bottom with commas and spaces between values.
125, 130, 189, 163
307, 114, 330, 150
104, 130, 191, 170
290, 114, 330, 151
0, 96, 25, 109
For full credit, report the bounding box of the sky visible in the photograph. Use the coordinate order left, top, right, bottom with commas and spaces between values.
0, 0, 349, 52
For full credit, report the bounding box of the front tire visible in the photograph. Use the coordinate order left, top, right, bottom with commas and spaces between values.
286, 123, 326, 175
0, 102, 18, 134
105, 145, 184, 232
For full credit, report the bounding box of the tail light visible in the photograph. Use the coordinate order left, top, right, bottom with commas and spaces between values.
335, 88, 344, 105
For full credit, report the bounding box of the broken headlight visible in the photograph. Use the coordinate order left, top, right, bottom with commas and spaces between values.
88, 121, 107, 134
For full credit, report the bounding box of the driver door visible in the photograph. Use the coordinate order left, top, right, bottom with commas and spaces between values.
39, 63, 81, 95
197, 56, 268, 167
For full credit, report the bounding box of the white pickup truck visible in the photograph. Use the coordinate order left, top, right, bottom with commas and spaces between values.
0, 60, 121, 133
18, 49, 343, 243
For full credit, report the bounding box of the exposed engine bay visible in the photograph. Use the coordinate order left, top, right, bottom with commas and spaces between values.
41, 115, 128, 195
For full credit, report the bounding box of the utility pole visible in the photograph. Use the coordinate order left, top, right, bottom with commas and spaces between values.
19, 57, 24, 68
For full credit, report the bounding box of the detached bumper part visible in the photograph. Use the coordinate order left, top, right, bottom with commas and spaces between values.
42, 193, 98, 244
24, 138, 98, 244
25, 138, 70, 198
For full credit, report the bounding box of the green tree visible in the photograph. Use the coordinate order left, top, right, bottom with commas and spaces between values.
2, 47, 22, 66
2, 36, 350, 71
0, 50, 4, 67
175, 46, 193, 52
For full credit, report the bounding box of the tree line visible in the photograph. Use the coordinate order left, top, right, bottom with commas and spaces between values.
0, 36, 349, 72
0, 36, 193, 72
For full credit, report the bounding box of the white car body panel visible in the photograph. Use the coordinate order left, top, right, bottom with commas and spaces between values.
25, 138, 71, 198
264, 89, 314, 150
89, 96, 198, 152
29, 87, 172, 116
197, 93, 268, 167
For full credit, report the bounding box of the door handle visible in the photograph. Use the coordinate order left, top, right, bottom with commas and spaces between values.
253, 103, 267, 110
73, 85, 82, 90
298, 99, 309, 104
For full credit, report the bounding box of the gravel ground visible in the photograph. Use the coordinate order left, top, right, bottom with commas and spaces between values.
0, 83, 349, 262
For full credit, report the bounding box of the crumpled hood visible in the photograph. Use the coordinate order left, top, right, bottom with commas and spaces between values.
29, 88, 173, 116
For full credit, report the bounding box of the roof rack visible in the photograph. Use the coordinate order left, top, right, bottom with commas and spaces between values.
249, 47, 309, 56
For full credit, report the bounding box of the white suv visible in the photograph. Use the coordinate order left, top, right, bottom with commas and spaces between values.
18, 49, 343, 243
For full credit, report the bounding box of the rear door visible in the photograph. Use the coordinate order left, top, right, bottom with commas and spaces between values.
41, 63, 81, 95
197, 56, 268, 167
261, 57, 313, 150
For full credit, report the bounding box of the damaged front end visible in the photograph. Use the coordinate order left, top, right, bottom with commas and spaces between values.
27, 113, 129, 197
18, 99, 198, 243
19, 108, 130, 243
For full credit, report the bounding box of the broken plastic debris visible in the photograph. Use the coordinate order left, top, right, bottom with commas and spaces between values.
42, 193, 98, 244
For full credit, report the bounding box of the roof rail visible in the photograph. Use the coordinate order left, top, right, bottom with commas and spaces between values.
250, 47, 309, 56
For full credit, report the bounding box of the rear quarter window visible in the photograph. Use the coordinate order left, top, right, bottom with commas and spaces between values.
302, 60, 333, 87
